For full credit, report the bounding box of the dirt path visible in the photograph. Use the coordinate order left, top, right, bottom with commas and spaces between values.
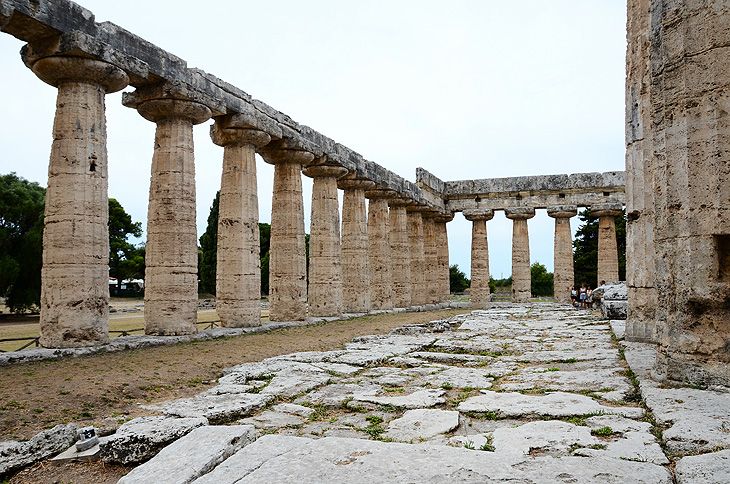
0, 309, 468, 444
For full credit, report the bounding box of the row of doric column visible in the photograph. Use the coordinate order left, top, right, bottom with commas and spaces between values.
26, 50, 453, 347
463, 204, 623, 306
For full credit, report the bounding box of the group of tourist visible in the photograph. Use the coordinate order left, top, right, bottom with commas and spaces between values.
570, 281, 603, 309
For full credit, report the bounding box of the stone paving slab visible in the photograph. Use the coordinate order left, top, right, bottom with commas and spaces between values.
500, 367, 632, 401
118, 425, 256, 484
143, 393, 272, 423
675, 449, 730, 484
212, 436, 672, 483
384, 409, 459, 442
458, 390, 644, 419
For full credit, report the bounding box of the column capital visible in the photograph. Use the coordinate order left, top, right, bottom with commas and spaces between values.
547, 205, 578, 219
338, 177, 376, 191
137, 99, 212, 124
505, 207, 536, 220
406, 204, 432, 213
433, 212, 455, 223
463, 209, 495, 222
259, 143, 315, 166
388, 196, 413, 208
302, 164, 348, 179
31, 56, 129, 93
365, 188, 398, 200
210, 115, 271, 148
591, 203, 623, 218
122, 81, 225, 122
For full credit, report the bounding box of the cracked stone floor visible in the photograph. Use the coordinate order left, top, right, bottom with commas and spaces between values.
106, 303, 729, 483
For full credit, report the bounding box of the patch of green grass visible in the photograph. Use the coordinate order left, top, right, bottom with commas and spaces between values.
441, 382, 453, 390
591, 426, 613, 436
563, 416, 587, 426
464, 410, 500, 420
307, 404, 329, 422
360, 415, 386, 439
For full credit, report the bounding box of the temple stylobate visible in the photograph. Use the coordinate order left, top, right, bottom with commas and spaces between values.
4, 0, 728, 388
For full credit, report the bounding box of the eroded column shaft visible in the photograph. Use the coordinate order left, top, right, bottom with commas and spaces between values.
211, 123, 270, 327
548, 207, 577, 305
464, 210, 494, 309
407, 210, 426, 307
434, 218, 452, 304
594, 211, 621, 284
422, 216, 439, 304
389, 203, 411, 308
305, 165, 347, 317
367, 194, 392, 310
506, 208, 535, 303
341, 184, 370, 313
30, 56, 128, 348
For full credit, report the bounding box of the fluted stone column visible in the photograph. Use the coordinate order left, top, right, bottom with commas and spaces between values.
366, 189, 394, 311
134, 98, 212, 335
339, 176, 374, 314
422, 213, 439, 305
259, 146, 314, 321
505, 207, 535, 303
592, 204, 622, 285
406, 207, 427, 307
463, 209, 494, 309
389, 198, 412, 309
434, 214, 453, 305
649, 0, 730, 386
548, 206, 577, 304
210, 116, 271, 327
303, 164, 348, 317
626, 0, 657, 343
28, 56, 128, 348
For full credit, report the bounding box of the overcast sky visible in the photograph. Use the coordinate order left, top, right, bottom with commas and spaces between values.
0, 0, 627, 281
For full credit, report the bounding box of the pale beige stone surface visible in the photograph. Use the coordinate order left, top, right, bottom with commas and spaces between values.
463, 209, 494, 308
303, 164, 348, 317
260, 148, 313, 322
388, 200, 411, 309
366, 191, 393, 311
339, 178, 373, 314
505, 208, 535, 303
32, 56, 128, 348
625, 0, 657, 343
422, 215, 439, 305
434, 215, 452, 304
547, 206, 577, 305
592, 204, 622, 286
406, 209, 427, 307
211, 120, 270, 327
649, 0, 730, 387
138, 98, 211, 335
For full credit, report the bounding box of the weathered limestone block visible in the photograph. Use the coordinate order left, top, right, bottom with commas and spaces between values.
0, 424, 78, 475
649, 0, 730, 387
505, 207, 535, 303
339, 177, 373, 313
434, 214, 453, 304
547, 206, 577, 304
28, 56, 128, 348
99, 416, 207, 464
463, 209, 494, 309
259, 145, 314, 321
388, 198, 412, 308
303, 164, 348, 317
422, 214, 439, 304
625, 0, 657, 344
592, 203, 622, 285
132, 95, 212, 335
211, 117, 271, 327
366, 189, 394, 311
406, 207, 427, 307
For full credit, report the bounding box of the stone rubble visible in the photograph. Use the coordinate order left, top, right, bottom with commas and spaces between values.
6, 304, 730, 482
0, 424, 78, 475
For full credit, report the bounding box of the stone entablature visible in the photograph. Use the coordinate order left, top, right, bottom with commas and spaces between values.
417, 168, 625, 212
1, 0, 443, 213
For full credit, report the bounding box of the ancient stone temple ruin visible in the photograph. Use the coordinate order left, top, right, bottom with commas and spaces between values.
0, 0, 728, 388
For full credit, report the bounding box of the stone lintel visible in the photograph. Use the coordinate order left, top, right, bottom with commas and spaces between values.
30, 55, 128, 93
416, 167, 446, 195
215, 112, 282, 138
1, 0, 97, 44
547, 205, 578, 219
505, 207, 536, 220
21, 30, 149, 80
122, 80, 225, 117
591, 203, 623, 218
462, 209, 495, 222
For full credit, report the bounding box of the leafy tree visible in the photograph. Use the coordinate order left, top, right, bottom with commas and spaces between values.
530, 262, 554, 297
0, 173, 45, 312
198, 192, 219, 295
450, 264, 470, 293
108, 198, 142, 291
573, 208, 626, 288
